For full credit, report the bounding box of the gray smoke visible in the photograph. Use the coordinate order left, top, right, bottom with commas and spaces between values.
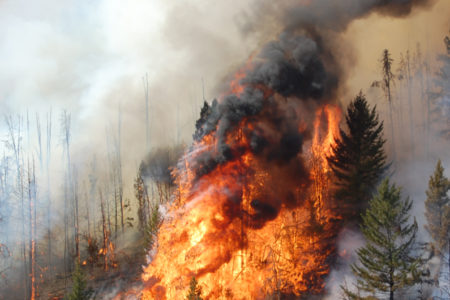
190, 0, 434, 180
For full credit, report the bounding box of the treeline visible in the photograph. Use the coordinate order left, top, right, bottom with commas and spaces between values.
140, 34, 450, 299
327, 35, 450, 299
371, 35, 450, 163
0, 31, 448, 300
0, 105, 184, 298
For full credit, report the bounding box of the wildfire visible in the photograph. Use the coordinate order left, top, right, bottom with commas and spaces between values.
137, 95, 342, 299
312, 105, 342, 167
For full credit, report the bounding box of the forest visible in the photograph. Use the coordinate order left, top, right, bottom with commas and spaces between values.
0, 0, 449, 299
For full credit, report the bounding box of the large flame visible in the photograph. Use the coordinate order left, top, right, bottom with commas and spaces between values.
137, 70, 342, 298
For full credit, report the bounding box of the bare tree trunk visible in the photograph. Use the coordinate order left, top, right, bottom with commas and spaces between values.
106, 129, 118, 240
73, 167, 80, 263
89, 156, 97, 241
415, 44, 427, 158
99, 188, 108, 271
406, 50, 415, 159
27, 158, 36, 300
46, 110, 52, 275
117, 106, 124, 233
84, 185, 91, 240
143, 73, 150, 152
424, 61, 431, 159
387, 86, 396, 162
5, 115, 28, 298
61, 111, 72, 281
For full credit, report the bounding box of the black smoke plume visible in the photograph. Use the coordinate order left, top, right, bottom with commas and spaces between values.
188, 0, 434, 227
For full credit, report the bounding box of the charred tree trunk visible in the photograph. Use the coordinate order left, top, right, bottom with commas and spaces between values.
73, 167, 80, 263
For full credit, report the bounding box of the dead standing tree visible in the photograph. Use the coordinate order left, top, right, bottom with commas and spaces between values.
61, 110, 73, 280
5, 115, 28, 298
380, 49, 396, 162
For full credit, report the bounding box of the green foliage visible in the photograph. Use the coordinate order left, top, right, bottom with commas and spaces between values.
327, 92, 388, 221
424, 160, 450, 253
186, 277, 203, 300
342, 179, 423, 300
134, 170, 148, 231
144, 203, 162, 252
66, 262, 92, 300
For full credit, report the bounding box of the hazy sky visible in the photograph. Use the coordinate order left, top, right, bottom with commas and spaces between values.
0, 0, 448, 174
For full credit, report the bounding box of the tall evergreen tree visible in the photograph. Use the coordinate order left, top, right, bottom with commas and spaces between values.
327, 92, 388, 221
424, 160, 450, 293
186, 277, 203, 300
425, 160, 450, 253
342, 179, 423, 300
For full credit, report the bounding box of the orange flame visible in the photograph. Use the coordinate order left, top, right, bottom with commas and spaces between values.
135, 103, 342, 299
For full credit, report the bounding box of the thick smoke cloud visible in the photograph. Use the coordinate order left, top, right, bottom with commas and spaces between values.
246, 34, 336, 99
188, 0, 435, 218
196, 0, 435, 142
283, 0, 435, 32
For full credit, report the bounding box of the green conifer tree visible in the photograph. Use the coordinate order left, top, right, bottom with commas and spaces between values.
66, 262, 92, 300
145, 203, 162, 252
186, 277, 203, 300
342, 179, 423, 300
425, 160, 450, 253
327, 92, 388, 221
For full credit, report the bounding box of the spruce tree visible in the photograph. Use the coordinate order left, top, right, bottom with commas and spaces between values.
425, 160, 450, 253
66, 262, 92, 300
186, 277, 203, 300
342, 179, 422, 300
327, 92, 388, 221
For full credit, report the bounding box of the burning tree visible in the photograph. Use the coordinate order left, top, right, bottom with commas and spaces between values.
139, 30, 345, 298
186, 277, 203, 300
131, 1, 437, 299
